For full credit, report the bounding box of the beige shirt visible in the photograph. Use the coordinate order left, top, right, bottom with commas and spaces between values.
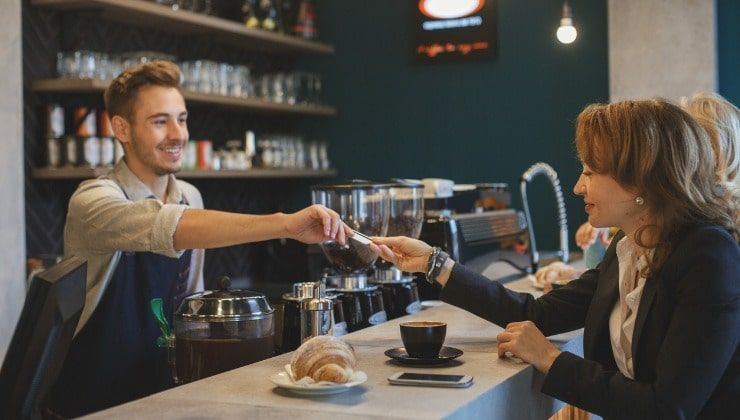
64, 160, 205, 334
609, 236, 652, 379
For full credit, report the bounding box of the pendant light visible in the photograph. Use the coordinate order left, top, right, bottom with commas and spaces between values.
556, 0, 577, 44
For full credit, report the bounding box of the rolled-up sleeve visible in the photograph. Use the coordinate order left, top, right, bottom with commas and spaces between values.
66, 179, 187, 257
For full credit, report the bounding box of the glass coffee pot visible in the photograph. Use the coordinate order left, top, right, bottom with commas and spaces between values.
170, 276, 275, 384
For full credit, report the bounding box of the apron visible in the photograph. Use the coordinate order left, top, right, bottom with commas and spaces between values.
49, 248, 192, 418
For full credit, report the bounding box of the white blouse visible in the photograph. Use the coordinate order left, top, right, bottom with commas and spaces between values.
608, 236, 652, 379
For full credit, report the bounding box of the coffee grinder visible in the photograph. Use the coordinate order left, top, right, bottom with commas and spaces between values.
371, 180, 424, 319
311, 181, 391, 332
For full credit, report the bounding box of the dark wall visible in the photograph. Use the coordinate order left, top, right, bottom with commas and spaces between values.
305, 0, 609, 250
718, 0, 740, 104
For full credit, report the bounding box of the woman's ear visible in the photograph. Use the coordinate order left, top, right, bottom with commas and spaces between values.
111, 115, 131, 146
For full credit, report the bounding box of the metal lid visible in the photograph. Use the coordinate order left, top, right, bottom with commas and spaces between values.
380, 178, 424, 190
300, 282, 333, 311
282, 281, 327, 302
311, 180, 395, 192
325, 274, 379, 292
176, 276, 274, 321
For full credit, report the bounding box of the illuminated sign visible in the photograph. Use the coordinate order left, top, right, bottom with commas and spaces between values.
412, 0, 498, 63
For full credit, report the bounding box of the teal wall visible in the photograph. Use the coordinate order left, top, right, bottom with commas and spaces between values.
306, 0, 609, 250
718, 0, 740, 104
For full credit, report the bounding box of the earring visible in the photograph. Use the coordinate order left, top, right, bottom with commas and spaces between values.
634, 196, 644, 206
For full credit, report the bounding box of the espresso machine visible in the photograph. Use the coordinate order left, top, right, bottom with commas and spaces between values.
311, 181, 392, 333
371, 180, 424, 319
417, 180, 530, 299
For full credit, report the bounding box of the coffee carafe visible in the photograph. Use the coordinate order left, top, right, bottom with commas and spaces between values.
171, 276, 275, 384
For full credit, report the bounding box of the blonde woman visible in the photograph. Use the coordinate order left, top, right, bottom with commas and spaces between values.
370, 100, 739, 419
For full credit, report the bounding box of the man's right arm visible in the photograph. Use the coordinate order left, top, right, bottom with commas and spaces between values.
67, 180, 349, 257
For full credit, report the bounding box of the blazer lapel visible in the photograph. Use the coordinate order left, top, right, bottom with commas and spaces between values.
630, 274, 659, 365
584, 251, 620, 356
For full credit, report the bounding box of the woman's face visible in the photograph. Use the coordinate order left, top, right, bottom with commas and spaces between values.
573, 164, 645, 232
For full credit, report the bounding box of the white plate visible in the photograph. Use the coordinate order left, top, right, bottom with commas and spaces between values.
269, 365, 367, 395
420, 300, 444, 309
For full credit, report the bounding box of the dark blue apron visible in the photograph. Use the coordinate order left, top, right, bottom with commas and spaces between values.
49, 247, 192, 418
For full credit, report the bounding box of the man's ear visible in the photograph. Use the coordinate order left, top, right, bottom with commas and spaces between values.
111, 115, 131, 146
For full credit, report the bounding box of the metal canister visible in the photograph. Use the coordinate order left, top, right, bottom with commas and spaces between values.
47, 137, 61, 168
74, 107, 96, 138
100, 137, 115, 167
65, 135, 78, 166
83, 137, 101, 167
46, 104, 65, 139
197, 140, 212, 169
299, 282, 334, 342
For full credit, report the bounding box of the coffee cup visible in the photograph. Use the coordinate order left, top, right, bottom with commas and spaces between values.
400, 321, 446, 358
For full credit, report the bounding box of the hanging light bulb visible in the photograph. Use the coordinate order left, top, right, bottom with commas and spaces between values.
556, 1, 577, 44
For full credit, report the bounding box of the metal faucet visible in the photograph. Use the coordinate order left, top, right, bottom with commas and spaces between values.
519, 162, 569, 273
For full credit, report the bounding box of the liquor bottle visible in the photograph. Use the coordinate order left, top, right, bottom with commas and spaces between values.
242, 0, 260, 28
260, 0, 281, 32
293, 0, 317, 39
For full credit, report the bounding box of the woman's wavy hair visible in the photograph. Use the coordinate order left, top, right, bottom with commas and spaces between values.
575, 99, 738, 275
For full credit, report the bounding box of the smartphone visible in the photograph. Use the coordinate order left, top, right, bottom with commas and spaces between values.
387, 372, 473, 388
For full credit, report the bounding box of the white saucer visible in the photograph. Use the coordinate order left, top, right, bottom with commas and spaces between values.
420, 300, 444, 309
269, 365, 367, 395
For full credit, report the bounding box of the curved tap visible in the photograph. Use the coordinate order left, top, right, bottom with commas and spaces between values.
519, 162, 569, 273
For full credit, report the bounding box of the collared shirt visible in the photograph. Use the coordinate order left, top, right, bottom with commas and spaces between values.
609, 236, 652, 379
64, 160, 204, 334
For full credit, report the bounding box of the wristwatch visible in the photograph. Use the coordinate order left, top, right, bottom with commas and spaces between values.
425, 247, 450, 284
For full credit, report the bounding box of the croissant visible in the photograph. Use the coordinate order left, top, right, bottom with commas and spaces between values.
290, 336, 357, 383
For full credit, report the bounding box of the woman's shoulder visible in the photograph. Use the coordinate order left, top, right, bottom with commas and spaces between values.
675, 224, 737, 252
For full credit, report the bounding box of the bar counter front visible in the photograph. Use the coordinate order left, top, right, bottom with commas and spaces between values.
85, 276, 583, 419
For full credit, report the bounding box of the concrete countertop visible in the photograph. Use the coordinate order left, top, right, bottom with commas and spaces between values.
85, 276, 583, 420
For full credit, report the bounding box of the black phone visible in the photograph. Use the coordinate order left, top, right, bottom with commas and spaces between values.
387, 372, 473, 388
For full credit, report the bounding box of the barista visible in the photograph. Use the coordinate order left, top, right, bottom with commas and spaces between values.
48, 61, 351, 417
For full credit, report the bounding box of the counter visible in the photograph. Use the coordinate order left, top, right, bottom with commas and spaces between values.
85, 273, 583, 419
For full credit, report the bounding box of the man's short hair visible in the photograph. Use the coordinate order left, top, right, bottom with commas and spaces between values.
104, 60, 181, 121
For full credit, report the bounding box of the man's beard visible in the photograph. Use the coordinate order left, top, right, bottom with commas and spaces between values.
129, 134, 183, 176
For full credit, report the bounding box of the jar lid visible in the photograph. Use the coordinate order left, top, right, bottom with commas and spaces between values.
176, 276, 274, 321
311, 180, 395, 192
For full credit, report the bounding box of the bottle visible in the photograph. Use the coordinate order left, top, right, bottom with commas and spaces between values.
260, 0, 281, 32
293, 0, 317, 39
242, 0, 260, 28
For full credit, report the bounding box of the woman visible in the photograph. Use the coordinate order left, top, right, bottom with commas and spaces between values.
370, 99, 739, 419
544, 95, 740, 420
538, 92, 740, 288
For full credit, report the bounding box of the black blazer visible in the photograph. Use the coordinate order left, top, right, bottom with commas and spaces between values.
440, 224, 739, 419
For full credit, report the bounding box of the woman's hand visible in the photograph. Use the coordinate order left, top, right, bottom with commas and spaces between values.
283, 204, 352, 245
575, 222, 611, 250
496, 321, 561, 374
368, 236, 433, 273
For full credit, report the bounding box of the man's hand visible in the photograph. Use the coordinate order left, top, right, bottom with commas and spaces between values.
368, 236, 433, 273
497, 321, 561, 374
575, 223, 611, 250
283, 204, 352, 245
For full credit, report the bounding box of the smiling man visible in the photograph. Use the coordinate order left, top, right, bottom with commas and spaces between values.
50, 61, 350, 417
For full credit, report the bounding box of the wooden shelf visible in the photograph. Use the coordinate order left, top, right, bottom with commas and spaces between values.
32, 167, 337, 180
32, 79, 337, 116
31, 0, 334, 55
